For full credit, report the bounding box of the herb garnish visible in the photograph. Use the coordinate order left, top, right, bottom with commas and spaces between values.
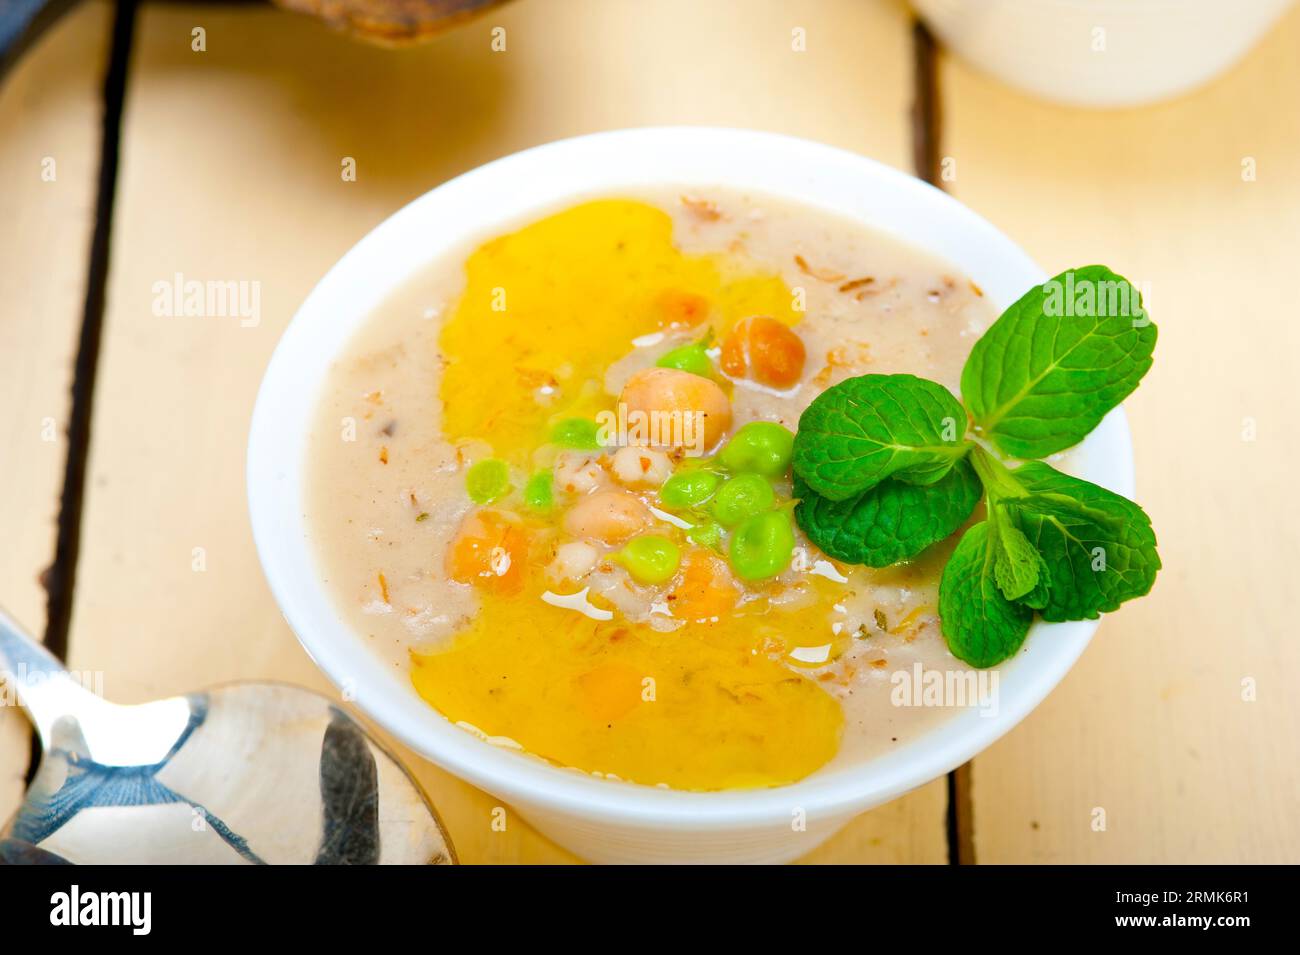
792, 266, 1161, 667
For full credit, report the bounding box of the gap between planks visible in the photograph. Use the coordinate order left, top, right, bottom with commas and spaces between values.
41, 0, 136, 660
27, 0, 137, 787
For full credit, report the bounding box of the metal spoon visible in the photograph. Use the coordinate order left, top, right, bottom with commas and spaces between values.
0, 607, 455, 864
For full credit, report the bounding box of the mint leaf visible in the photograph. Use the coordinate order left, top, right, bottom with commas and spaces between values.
1002, 462, 1160, 621
1016, 560, 1051, 611
792, 374, 969, 502
793, 458, 981, 568
939, 522, 1033, 668
961, 266, 1156, 459
989, 508, 1046, 602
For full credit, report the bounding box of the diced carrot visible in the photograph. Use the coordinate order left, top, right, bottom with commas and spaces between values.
445, 509, 530, 594
720, 316, 806, 389
670, 550, 741, 622
655, 289, 710, 327
576, 663, 644, 723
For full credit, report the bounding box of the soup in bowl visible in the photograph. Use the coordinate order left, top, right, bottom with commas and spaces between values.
249, 128, 1134, 863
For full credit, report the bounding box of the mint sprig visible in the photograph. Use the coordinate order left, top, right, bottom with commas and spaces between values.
791, 267, 1160, 668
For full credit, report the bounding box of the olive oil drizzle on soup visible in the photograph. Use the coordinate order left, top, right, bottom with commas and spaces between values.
306, 191, 996, 791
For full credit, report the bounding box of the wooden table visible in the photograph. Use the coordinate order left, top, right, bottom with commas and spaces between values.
3, 0, 1297, 864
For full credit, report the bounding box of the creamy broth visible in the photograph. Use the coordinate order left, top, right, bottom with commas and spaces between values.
306, 189, 999, 790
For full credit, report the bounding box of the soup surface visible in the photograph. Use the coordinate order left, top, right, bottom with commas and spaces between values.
307, 190, 998, 790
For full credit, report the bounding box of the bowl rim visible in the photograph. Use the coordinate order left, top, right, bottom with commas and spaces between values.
248, 126, 1132, 829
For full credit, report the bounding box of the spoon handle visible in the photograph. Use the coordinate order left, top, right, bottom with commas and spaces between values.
0, 606, 89, 747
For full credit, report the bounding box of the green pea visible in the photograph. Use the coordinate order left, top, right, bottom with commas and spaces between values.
659, 469, 721, 508
550, 417, 603, 450
656, 341, 713, 378
523, 471, 553, 512
615, 535, 682, 585
718, 421, 795, 477
686, 521, 724, 551
710, 472, 775, 527
465, 458, 511, 504
729, 510, 796, 581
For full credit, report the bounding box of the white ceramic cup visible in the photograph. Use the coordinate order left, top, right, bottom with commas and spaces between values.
247, 127, 1133, 864
913, 0, 1295, 108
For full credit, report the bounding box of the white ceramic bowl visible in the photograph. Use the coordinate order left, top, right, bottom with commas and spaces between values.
913, 0, 1295, 108
248, 127, 1133, 864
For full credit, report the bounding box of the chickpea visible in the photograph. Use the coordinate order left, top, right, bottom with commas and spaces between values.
562, 488, 652, 544
619, 367, 732, 453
